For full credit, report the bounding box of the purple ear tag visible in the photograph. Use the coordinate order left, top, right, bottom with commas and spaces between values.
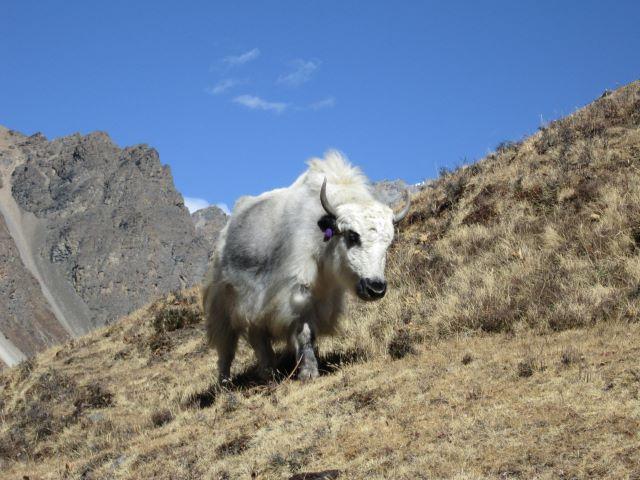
323, 228, 334, 242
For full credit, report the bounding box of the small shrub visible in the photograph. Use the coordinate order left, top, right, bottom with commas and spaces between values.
150, 409, 173, 427
462, 203, 496, 226
147, 332, 172, 355
151, 290, 202, 333
517, 359, 534, 378
284, 447, 315, 474
74, 382, 114, 412
443, 174, 467, 206
574, 177, 599, 204
348, 389, 380, 409
153, 307, 200, 333
405, 207, 430, 225
387, 330, 418, 359
183, 383, 219, 409
462, 184, 499, 226
216, 434, 251, 457
513, 179, 558, 210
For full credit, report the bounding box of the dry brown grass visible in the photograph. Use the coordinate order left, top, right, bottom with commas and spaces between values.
1, 81, 640, 479
1, 307, 639, 479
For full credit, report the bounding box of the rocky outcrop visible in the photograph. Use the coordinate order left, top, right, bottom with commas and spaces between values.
0, 127, 219, 364
0, 212, 67, 362
191, 205, 228, 251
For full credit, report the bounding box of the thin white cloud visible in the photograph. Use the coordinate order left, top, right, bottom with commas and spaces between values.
206, 78, 239, 95
309, 96, 336, 110
277, 59, 320, 87
184, 197, 210, 213
216, 203, 231, 215
233, 94, 287, 113
223, 48, 260, 66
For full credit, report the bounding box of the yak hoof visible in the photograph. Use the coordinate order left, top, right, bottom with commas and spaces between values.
298, 365, 319, 382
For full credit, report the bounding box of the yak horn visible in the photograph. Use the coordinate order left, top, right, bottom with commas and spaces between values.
393, 189, 411, 224
320, 178, 339, 218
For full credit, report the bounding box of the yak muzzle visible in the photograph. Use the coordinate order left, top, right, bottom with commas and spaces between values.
356, 277, 387, 301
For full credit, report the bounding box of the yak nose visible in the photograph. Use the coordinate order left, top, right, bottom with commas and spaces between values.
364, 278, 387, 299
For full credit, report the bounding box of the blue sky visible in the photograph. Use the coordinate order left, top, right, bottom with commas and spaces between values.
1, 1, 639, 212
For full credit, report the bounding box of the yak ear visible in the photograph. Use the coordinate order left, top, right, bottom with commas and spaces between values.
317, 214, 337, 232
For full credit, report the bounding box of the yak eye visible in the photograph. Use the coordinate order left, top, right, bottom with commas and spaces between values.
345, 230, 361, 248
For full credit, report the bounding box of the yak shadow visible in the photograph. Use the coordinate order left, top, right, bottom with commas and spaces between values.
187, 347, 366, 409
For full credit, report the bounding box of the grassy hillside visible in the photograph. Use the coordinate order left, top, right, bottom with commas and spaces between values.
1, 81, 639, 479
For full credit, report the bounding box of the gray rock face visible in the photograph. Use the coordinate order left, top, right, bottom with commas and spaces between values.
0, 127, 222, 363
192, 205, 228, 251
0, 212, 68, 359
10, 130, 211, 326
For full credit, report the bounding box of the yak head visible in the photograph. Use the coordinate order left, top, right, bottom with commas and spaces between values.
318, 178, 410, 301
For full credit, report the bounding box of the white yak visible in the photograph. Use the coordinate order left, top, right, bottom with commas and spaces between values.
202, 151, 409, 381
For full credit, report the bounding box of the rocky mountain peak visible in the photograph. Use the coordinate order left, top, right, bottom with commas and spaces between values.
192, 205, 228, 249
0, 127, 223, 364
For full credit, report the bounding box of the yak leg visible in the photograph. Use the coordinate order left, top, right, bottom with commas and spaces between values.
205, 281, 238, 385
248, 326, 276, 380
290, 322, 319, 381
216, 329, 239, 384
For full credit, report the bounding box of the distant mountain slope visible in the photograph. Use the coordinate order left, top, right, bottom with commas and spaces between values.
191, 205, 228, 252
1, 81, 638, 478
0, 212, 67, 365
0, 127, 224, 363
0, 129, 69, 364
